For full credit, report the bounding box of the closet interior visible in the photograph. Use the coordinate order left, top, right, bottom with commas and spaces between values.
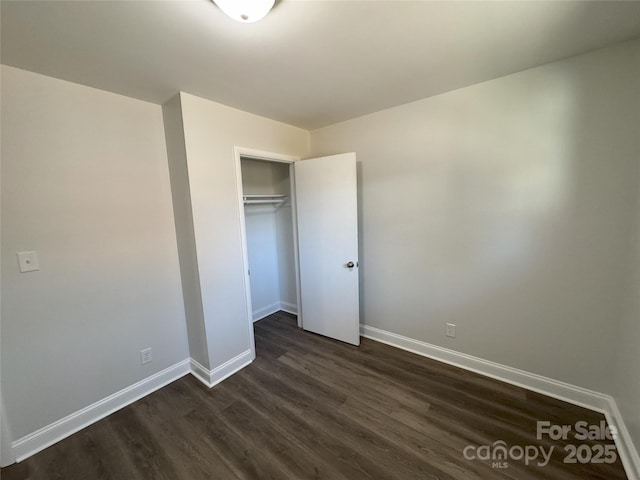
240, 157, 298, 322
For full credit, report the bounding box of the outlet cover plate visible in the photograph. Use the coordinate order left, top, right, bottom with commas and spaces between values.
446, 323, 456, 338
140, 348, 152, 365
17, 251, 40, 273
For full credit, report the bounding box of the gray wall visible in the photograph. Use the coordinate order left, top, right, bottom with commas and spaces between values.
310, 40, 640, 395
1, 66, 189, 439
1, 396, 14, 466
162, 95, 210, 369
172, 92, 309, 369
615, 161, 640, 453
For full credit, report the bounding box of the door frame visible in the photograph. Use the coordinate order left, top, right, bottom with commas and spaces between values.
233, 147, 304, 356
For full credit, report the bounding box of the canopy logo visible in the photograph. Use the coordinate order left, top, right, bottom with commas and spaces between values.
463, 440, 553, 469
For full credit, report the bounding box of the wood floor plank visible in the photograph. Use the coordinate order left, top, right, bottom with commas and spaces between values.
20, 311, 629, 480
223, 373, 390, 480
130, 395, 242, 480
108, 408, 181, 480
184, 405, 289, 480
237, 362, 451, 479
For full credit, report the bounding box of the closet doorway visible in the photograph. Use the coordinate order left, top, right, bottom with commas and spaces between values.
237, 152, 300, 330
235, 148, 361, 349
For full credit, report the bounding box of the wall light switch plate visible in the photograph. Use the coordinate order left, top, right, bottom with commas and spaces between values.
17, 251, 40, 273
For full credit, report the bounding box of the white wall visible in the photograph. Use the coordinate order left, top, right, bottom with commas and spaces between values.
1, 396, 14, 466
245, 205, 281, 317
0, 66, 189, 440
0, 63, 12, 464
276, 205, 297, 311
241, 158, 289, 196
163, 95, 210, 368
310, 40, 640, 395
167, 92, 309, 369
272, 164, 298, 310
615, 162, 640, 453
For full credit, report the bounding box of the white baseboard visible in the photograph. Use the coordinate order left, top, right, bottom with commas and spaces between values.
253, 301, 298, 322
280, 301, 298, 315
189, 349, 253, 389
605, 399, 640, 480
12, 359, 191, 462
189, 357, 213, 386
360, 324, 639, 480
252, 302, 281, 322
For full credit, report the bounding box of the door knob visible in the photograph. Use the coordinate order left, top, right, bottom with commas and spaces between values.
346, 261, 355, 268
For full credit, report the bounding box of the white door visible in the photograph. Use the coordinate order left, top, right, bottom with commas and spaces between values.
294, 153, 360, 346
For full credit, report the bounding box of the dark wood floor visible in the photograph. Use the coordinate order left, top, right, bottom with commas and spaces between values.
18, 312, 626, 479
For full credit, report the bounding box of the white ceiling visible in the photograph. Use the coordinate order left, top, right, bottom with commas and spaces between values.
2, 0, 639, 130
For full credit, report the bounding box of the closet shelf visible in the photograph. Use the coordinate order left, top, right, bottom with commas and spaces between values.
243, 194, 288, 205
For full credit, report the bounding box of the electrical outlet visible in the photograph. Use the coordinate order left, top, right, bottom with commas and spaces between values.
140, 348, 152, 365
446, 323, 456, 338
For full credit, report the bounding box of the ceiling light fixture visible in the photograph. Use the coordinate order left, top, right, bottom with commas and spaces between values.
213, 0, 275, 24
